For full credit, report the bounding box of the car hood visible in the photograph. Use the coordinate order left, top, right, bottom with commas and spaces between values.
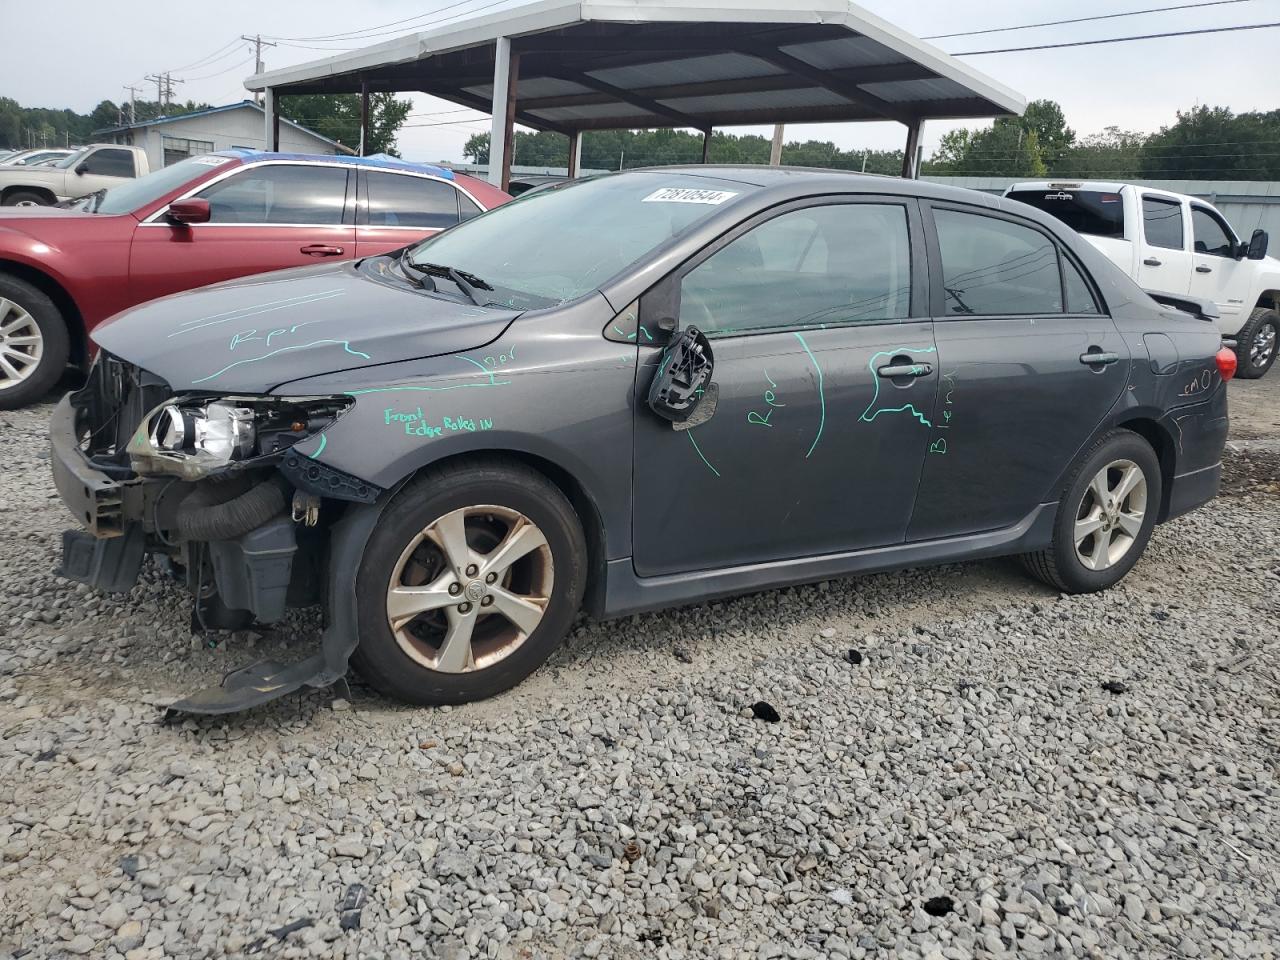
92, 259, 520, 393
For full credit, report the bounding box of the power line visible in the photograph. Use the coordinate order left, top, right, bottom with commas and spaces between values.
925, 0, 1261, 40
165, 38, 245, 73
951, 20, 1280, 55
185, 54, 256, 83
265, 0, 497, 43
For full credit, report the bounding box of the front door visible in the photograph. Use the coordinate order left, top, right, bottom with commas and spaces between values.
129, 162, 355, 305
907, 204, 1129, 542
1188, 203, 1249, 329
632, 198, 937, 577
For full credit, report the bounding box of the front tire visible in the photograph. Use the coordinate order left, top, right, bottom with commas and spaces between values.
1234, 307, 1278, 379
1, 190, 52, 207
1022, 431, 1162, 593
352, 459, 587, 705
0, 273, 69, 409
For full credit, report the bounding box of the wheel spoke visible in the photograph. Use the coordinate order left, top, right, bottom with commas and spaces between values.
0, 355, 23, 381
386, 578, 456, 630
436, 607, 477, 672
1088, 470, 1110, 508
1113, 464, 1142, 505
427, 510, 474, 577
4, 335, 40, 347
1084, 535, 1112, 570
488, 585, 546, 636
481, 519, 546, 578
1074, 510, 1105, 546
1116, 510, 1143, 538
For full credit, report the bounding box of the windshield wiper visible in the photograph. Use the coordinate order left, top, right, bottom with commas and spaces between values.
410, 261, 494, 306
398, 249, 437, 291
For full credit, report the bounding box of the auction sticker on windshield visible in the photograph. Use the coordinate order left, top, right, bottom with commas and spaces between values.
191, 156, 234, 166
642, 187, 738, 204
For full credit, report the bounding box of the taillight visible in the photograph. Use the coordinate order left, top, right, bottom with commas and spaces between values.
1216, 346, 1237, 382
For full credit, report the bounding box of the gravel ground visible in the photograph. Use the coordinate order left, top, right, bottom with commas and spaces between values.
1, 375, 1277, 960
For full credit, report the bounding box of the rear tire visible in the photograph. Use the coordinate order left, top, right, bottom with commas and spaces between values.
1, 190, 52, 207
1234, 306, 1278, 379
1022, 430, 1162, 593
0, 273, 69, 409
351, 459, 587, 705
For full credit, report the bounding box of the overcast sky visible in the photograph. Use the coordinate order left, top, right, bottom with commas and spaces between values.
3, 0, 1279, 164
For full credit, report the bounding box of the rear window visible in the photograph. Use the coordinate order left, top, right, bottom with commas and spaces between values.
1006, 189, 1124, 239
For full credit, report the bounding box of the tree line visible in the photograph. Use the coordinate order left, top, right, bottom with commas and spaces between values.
0, 94, 410, 156
465, 102, 1280, 182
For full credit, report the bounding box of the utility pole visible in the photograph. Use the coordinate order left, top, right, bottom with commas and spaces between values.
240, 35, 277, 103
769, 123, 785, 166
145, 73, 184, 115
123, 85, 142, 125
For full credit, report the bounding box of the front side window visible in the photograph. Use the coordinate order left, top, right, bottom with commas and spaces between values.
83, 149, 136, 178
935, 209, 1063, 316
1191, 206, 1234, 257
365, 171, 459, 229
196, 164, 348, 225
680, 203, 912, 335
1143, 196, 1184, 250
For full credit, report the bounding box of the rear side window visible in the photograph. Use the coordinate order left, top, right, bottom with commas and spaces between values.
1063, 257, 1101, 314
197, 165, 348, 225
365, 171, 459, 229
934, 209, 1063, 316
458, 191, 482, 221
1191, 206, 1234, 257
83, 148, 136, 178
1006, 189, 1124, 239
1142, 196, 1184, 250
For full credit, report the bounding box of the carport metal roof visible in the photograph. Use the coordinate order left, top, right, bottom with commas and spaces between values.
246, 0, 1026, 189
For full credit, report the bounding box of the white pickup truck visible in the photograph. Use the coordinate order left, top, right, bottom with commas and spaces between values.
1006, 181, 1279, 378
0, 144, 150, 208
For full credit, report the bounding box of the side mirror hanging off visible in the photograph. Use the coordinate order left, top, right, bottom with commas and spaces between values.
647, 326, 715, 425
1248, 228, 1269, 260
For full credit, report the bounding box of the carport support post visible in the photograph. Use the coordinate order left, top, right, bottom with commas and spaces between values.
769, 123, 785, 166
359, 81, 370, 156
488, 37, 519, 191
701, 128, 712, 163
567, 130, 582, 178
263, 87, 278, 151
901, 118, 924, 179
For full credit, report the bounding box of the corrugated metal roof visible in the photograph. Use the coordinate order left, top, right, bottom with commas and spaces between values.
245, 0, 1026, 132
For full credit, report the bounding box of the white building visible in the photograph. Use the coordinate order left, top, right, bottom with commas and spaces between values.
94, 101, 352, 168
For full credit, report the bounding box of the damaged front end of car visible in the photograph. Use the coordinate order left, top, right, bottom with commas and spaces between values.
51, 353, 387, 714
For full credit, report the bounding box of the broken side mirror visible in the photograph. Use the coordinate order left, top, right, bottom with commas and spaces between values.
1248, 228, 1269, 260
647, 326, 714, 426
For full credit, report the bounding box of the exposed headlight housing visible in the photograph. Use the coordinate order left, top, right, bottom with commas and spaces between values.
129, 395, 350, 479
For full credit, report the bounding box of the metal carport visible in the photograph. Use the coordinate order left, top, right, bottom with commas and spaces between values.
245, 0, 1026, 190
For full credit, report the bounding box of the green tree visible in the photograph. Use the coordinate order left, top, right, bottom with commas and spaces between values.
278, 93, 412, 155
1139, 105, 1280, 180
1020, 99, 1075, 168
1052, 127, 1147, 179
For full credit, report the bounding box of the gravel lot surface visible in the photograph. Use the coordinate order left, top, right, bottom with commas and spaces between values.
1, 375, 1277, 960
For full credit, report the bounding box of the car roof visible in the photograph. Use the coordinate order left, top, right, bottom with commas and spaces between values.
214, 149, 455, 181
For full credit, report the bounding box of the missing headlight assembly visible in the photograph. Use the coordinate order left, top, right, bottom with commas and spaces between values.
128, 395, 353, 480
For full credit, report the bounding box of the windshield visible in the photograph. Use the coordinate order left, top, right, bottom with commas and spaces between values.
94, 155, 237, 215
407, 172, 754, 308
1007, 189, 1126, 240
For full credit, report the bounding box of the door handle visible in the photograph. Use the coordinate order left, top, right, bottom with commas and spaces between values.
1195, 265, 1213, 274
1079, 351, 1120, 367
877, 361, 932, 379
1143, 257, 1162, 267
300, 244, 344, 257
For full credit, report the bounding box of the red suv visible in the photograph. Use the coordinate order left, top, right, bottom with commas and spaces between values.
0, 151, 510, 407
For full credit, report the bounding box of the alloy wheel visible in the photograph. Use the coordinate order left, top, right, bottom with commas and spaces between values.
0, 298, 43, 390
1251, 321, 1277, 368
385, 504, 554, 673
1074, 459, 1147, 571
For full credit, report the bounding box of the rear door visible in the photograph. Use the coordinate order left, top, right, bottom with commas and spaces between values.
632, 196, 937, 576
1187, 203, 1249, 328
355, 170, 473, 257
1135, 194, 1194, 294
129, 162, 355, 304
907, 204, 1128, 541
